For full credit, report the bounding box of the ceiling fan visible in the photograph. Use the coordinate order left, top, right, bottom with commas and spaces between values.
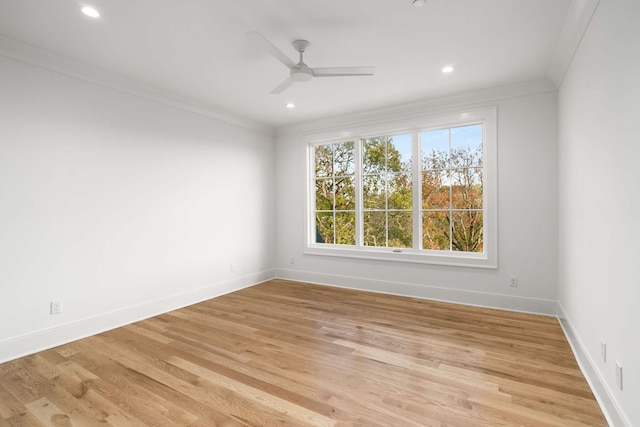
248, 32, 375, 94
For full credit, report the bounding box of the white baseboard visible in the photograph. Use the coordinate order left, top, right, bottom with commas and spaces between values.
4, 269, 625, 426
557, 304, 629, 427
0, 269, 276, 364
276, 268, 558, 315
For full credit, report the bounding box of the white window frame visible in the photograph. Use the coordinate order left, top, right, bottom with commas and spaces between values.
305, 107, 497, 269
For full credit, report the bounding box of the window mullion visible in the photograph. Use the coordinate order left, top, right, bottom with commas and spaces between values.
412, 130, 421, 251
331, 146, 337, 245
448, 128, 453, 252
355, 138, 363, 247
384, 141, 389, 248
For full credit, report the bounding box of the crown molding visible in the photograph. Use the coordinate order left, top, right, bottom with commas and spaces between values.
0, 35, 274, 136
276, 78, 555, 137
548, 0, 601, 88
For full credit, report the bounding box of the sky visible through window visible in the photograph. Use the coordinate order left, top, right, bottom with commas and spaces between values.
387, 125, 482, 165
422, 124, 482, 156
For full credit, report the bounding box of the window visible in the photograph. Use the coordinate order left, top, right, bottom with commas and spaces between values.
421, 125, 483, 252
361, 134, 413, 248
314, 141, 356, 245
307, 107, 496, 268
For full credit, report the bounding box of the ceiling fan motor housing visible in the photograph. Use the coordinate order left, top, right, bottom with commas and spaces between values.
291, 64, 314, 82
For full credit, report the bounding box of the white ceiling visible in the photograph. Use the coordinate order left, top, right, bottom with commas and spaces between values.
0, 0, 582, 129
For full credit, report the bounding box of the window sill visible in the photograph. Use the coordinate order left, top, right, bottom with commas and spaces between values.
305, 245, 497, 269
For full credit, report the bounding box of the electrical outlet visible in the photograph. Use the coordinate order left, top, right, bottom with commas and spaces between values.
289, 257, 295, 265
510, 276, 518, 287
50, 301, 62, 315
600, 340, 607, 362
616, 362, 623, 390
229, 264, 236, 273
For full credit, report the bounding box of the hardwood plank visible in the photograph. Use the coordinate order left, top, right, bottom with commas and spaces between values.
3, 412, 45, 427
0, 385, 26, 420
23, 398, 70, 427
0, 279, 607, 426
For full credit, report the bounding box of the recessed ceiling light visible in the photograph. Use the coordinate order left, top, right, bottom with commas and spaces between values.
81, 6, 100, 18
442, 65, 454, 73
286, 103, 295, 109
412, 0, 425, 7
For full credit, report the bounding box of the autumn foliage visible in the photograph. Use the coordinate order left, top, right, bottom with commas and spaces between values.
314, 127, 483, 253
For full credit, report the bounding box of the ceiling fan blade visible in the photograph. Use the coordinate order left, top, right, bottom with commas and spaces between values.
270, 78, 296, 94
312, 66, 375, 77
247, 31, 296, 68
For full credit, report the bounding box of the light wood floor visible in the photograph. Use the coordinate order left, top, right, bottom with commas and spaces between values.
0, 279, 607, 427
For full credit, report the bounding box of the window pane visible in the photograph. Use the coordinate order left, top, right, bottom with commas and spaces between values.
362, 137, 389, 175
388, 173, 412, 210
315, 145, 333, 177
422, 169, 450, 209
451, 168, 483, 209
334, 141, 355, 176
451, 211, 483, 253
389, 212, 412, 248
364, 211, 387, 247
388, 134, 412, 173
422, 211, 450, 250
335, 212, 356, 245
335, 177, 355, 210
315, 178, 333, 210
451, 124, 482, 168
363, 174, 386, 210
316, 212, 334, 244
421, 129, 449, 170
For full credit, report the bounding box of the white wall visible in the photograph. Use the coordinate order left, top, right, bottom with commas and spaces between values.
0, 56, 275, 362
1, 6, 632, 421
275, 89, 559, 314
558, 0, 640, 425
